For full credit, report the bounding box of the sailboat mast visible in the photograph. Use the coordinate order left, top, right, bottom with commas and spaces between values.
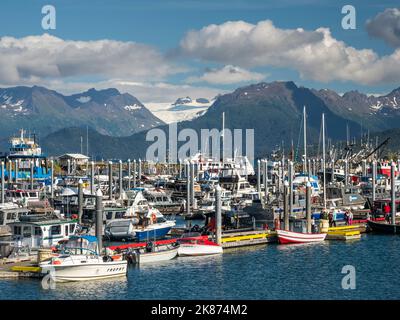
221, 112, 225, 165
322, 113, 326, 209
303, 106, 307, 173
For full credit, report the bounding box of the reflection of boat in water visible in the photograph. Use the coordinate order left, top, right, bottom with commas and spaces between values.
276, 229, 326, 244
40, 235, 127, 282
177, 233, 222, 257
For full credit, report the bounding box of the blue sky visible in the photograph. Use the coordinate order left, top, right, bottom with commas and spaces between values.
0, 0, 399, 102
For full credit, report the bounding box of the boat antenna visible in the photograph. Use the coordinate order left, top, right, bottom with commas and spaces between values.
303, 106, 307, 173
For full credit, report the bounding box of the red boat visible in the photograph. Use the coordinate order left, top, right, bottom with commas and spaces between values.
276, 229, 327, 244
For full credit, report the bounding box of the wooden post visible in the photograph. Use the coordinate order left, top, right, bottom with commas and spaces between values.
1, 161, 4, 203
138, 159, 142, 187
186, 161, 191, 216
263, 159, 268, 201
14, 160, 18, 183
372, 160, 376, 203
78, 179, 83, 224
50, 160, 54, 201
95, 189, 103, 253
119, 160, 123, 199
215, 184, 222, 245
284, 180, 289, 231
391, 162, 396, 226
306, 181, 312, 233
108, 161, 113, 200
289, 161, 293, 219
90, 161, 95, 195
127, 159, 131, 190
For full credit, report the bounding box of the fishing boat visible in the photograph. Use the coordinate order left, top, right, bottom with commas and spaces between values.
367, 220, 400, 234
40, 235, 127, 282
125, 241, 179, 264
276, 229, 327, 244
177, 233, 222, 256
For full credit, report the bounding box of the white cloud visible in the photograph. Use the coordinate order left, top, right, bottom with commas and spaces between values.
187, 65, 266, 84
0, 33, 183, 85
366, 8, 400, 48
179, 19, 400, 85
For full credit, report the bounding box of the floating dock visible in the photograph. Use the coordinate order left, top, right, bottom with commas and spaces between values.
221, 230, 277, 248
327, 225, 362, 241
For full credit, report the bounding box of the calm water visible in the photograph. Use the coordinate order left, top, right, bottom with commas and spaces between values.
1, 227, 400, 299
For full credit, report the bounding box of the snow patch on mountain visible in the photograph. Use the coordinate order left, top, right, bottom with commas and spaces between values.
146, 97, 213, 124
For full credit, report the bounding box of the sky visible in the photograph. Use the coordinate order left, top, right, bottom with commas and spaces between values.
0, 0, 399, 103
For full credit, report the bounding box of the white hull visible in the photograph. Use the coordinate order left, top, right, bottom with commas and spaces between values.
276, 229, 327, 244
178, 244, 223, 257
138, 247, 178, 264
40, 259, 127, 282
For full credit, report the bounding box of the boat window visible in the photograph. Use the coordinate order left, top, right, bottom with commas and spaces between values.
69, 224, 75, 234
23, 226, 32, 237
29, 192, 37, 197
14, 226, 22, 235
65, 225, 69, 236
50, 225, 61, 236
34, 227, 42, 236
0, 213, 4, 225
115, 211, 125, 219
106, 212, 113, 220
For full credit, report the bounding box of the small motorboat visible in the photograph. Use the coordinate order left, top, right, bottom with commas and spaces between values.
40, 235, 127, 282
125, 241, 179, 264
177, 233, 223, 256
276, 229, 327, 244
367, 220, 400, 234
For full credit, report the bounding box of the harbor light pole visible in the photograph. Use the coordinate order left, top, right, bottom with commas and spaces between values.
283, 180, 289, 231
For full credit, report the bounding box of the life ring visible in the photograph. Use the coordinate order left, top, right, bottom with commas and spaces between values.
151, 213, 157, 223
71, 214, 78, 220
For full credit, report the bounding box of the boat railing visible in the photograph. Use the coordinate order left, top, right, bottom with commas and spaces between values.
61, 246, 98, 256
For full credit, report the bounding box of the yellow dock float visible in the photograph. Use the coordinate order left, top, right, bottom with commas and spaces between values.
10, 266, 42, 273
221, 230, 277, 248
326, 226, 361, 240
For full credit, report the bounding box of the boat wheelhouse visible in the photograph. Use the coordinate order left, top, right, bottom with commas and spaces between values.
8, 215, 78, 249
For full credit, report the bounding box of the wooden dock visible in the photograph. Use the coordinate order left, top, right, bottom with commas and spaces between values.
221, 230, 277, 248
326, 225, 362, 241
0, 260, 42, 279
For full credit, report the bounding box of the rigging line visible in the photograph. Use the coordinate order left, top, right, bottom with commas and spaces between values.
295, 116, 303, 163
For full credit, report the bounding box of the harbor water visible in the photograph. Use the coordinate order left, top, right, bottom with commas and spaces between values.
1, 232, 400, 300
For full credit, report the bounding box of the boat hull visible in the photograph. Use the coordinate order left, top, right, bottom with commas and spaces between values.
178, 244, 223, 256
134, 225, 173, 242
367, 220, 400, 234
138, 247, 178, 264
40, 260, 128, 282
276, 229, 327, 244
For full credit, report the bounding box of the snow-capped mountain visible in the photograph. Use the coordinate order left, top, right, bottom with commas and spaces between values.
0, 86, 164, 140
146, 96, 214, 124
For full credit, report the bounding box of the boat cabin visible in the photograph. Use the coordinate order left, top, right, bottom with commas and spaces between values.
8, 216, 78, 249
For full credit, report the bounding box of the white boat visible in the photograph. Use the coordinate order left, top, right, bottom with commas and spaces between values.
177, 233, 222, 257
276, 229, 327, 244
126, 242, 178, 264
40, 235, 127, 282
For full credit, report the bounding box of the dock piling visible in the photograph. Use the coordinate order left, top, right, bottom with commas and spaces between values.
306, 181, 311, 233
257, 159, 261, 194
133, 159, 136, 188
51, 160, 54, 201
95, 189, 103, 253
263, 159, 268, 201
30, 159, 34, 189
215, 185, 222, 245
186, 161, 191, 216
119, 160, 123, 199
127, 159, 131, 191
372, 160, 376, 202
283, 180, 289, 231
108, 161, 113, 200
391, 162, 396, 226
78, 179, 83, 224
1, 161, 4, 203
90, 161, 95, 195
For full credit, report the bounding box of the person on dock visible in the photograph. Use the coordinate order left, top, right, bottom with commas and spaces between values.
344, 210, 349, 225
332, 211, 337, 227
384, 203, 391, 223
328, 211, 333, 227
348, 211, 353, 225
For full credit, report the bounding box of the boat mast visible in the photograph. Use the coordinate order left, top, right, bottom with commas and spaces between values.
322, 113, 326, 209
221, 111, 225, 165
303, 106, 307, 173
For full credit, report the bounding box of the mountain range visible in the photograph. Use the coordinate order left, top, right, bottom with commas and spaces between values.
3, 81, 400, 159
0, 86, 164, 149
